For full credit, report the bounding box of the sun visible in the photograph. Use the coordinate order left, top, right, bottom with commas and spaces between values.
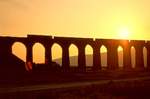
118, 27, 130, 39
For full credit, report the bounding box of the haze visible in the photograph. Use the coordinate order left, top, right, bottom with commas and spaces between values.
1, 0, 150, 63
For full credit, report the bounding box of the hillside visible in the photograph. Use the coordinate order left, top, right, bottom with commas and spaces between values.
54, 51, 147, 67
54, 52, 121, 66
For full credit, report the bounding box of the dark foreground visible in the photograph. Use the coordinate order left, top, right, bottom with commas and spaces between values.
1, 65, 150, 99
1, 76, 150, 99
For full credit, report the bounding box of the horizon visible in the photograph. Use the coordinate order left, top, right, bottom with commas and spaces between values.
2, 34, 150, 40
49, 50, 147, 68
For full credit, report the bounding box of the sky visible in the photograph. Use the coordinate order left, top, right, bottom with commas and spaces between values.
1, 0, 150, 63
1, 0, 150, 39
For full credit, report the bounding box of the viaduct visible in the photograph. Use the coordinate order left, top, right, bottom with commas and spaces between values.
0, 35, 150, 72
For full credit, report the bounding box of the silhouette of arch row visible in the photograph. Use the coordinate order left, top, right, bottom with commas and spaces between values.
1, 35, 150, 72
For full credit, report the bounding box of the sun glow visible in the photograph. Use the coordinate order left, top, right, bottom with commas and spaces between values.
118, 27, 130, 39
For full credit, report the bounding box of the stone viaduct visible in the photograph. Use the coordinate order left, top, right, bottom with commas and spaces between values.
0, 35, 150, 72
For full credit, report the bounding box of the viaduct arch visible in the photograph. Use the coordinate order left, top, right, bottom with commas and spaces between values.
0, 35, 150, 72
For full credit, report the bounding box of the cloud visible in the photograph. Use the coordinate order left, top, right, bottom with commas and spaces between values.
0, 0, 29, 10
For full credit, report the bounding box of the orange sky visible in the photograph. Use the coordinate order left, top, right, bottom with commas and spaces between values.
1, 0, 150, 39
1, 0, 150, 63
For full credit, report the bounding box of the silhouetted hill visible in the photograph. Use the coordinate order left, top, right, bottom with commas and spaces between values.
0, 53, 26, 73
54, 51, 147, 66
54, 52, 115, 66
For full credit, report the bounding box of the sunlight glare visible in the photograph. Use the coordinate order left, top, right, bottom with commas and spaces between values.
118, 27, 130, 39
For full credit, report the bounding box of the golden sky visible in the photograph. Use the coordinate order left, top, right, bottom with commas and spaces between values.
1, 0, 150, 39
1, 0, 150, 63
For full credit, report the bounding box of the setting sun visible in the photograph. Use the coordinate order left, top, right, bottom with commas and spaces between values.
118, 27, 130, 39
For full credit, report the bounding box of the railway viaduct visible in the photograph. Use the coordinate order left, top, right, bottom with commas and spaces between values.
0, 35, 150, 72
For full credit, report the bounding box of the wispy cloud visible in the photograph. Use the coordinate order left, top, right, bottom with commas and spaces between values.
0, 0, 29, 10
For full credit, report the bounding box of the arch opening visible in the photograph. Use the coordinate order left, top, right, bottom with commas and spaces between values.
12, 42, 26, 62
131, 46, 136, 68
51, 43, 62, 66
33, 43, 45, 64
117, 46, 123, 68
69, 44, 78, 67
143, 47, 147, 68
100, 45, 107, 69
85, 44, 93, 67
